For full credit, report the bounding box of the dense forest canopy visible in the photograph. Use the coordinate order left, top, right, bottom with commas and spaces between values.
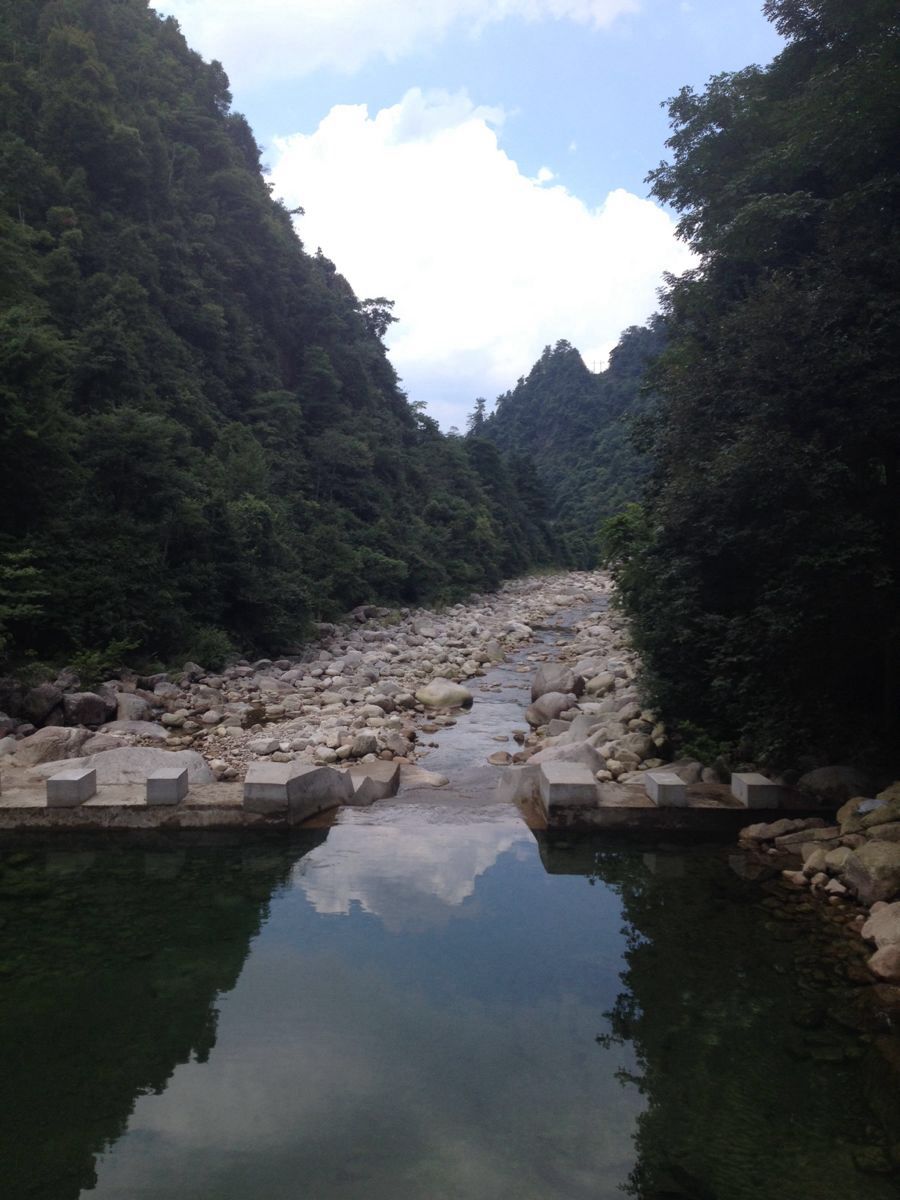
604, 0, 900, 766
475, 320, 666, 567
0, 0, 557, 672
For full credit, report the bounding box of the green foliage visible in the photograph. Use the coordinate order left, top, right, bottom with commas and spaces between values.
610, 0, 900, 765
0, 548, 47, 657
479, 325, 666, 566
67, 638, 139, 690
0, 0, 556, 672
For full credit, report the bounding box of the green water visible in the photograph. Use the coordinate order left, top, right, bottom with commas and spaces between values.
1, 805, 898, 1199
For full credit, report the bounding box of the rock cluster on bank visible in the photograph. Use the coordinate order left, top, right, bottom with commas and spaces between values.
740, 782, 900, 984
498, 601, 681, 782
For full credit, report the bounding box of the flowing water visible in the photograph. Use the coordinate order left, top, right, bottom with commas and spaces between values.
1, 606, 899, 1198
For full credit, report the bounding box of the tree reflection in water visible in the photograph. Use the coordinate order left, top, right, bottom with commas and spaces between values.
0, 833, 325, 1199
537, 834, 900, 1200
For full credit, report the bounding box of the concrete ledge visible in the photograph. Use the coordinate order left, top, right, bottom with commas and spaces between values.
731, 772, 781, 809
47, 768, 97, 808
645, 770, 687, 808
146, 767, 189, 806
287, 765, 353, 823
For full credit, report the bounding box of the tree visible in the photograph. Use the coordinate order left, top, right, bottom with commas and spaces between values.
609, 0, 900, 764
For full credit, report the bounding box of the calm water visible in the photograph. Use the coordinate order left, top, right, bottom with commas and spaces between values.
1, 801, 899, 1200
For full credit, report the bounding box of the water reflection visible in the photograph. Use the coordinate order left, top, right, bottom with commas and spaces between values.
294, 805, 531, 930
3, 819, 897, 1200
81, 816, 637, 1199
539, 834, 900, 1199
0, 834, 323, 1199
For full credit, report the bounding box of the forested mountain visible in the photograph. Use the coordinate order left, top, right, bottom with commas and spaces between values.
474, 322, 665, 566
604, 0, 900, 766
0, 0, 555, 671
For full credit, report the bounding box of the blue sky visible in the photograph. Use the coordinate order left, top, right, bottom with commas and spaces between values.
153, 1, 784, 427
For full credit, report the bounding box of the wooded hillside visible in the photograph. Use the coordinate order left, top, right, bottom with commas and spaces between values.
476, 321, 665, 566
0, 0, 556, 672
604, 0, 900, 766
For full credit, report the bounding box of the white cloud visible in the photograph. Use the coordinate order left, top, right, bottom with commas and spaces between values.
153, 0, 640, 85
270, 88, 694, 427
294, 814, 530, 930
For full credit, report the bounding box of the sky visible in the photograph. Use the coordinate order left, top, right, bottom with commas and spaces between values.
151, 0, 784, 428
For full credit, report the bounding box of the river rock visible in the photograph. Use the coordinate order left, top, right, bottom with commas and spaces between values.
862, 901, 900, 948
28, 746, 214, 785
62, 692, 108, 728
867, 946, 900, 983
415, 679, 473, 709
824, 845, 854, 872
531, 664, 583, 703
116, 693, 154, 722
797, 765, 872, 804
739, 817, 826, 842
0, 735, 16, 755
350, 733, 378, 758
529, 739, 604, 775
20, 682, 63, 725
249, 738, 280, 755
525, 691, 577, 727
102, 719, 168, 740
843, 841, 900, 904
585, 672, 615, 696
13, 726, 92, 767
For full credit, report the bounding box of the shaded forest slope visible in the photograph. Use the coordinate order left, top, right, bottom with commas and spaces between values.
0, 0, 556, 669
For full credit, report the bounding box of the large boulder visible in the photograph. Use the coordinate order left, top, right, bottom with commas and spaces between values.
28, 746, 214, 785
617, 732, 654, 761
415, 678, 473, 708
14, 726, 92, 767
843, 841, 900, 904
798, 765, 872, 804
20, 682, 63, 725
862, 902, 900, 948
116, 692, 154, 722
62, 692, 108, 728
525, 691, 577, 727
529, 739, 604, 775
531, 664, 584, 703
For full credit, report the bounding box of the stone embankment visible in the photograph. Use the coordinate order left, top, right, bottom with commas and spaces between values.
0, 572, 607, 798
738, 783, 900, 985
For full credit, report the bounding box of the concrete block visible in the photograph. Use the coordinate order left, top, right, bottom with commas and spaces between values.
538, 762, 599, 815
243, 762, 294, 814
645, 770, 687, 808
348, 761, 401, 807
287, 765, 353, 824
46, 767, 97, 808
731, 772, 781, 809
146, 766, 189, 806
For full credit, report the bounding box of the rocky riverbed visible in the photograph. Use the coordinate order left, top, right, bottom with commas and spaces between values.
0, 571, 621, 788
